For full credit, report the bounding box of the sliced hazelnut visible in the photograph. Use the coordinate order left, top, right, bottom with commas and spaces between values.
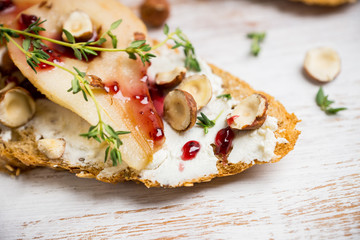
304, 47, 341, 83
0, 87, 36, 128
163, 89, 197, 131
140, 0, 170, 28
37, 138, 66, 159
62, 11, 93, 42
227, 94, 268, 130
155, 67, 186, 88
177, 74, 212, 110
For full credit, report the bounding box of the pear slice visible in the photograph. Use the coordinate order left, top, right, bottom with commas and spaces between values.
7, 0, 162, 170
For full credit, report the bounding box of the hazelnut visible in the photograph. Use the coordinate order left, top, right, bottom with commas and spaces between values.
0, 87, 36, 128
304, 47, 341, 83
140, 0, 170, 28
177, 74, 212, 110
163, 89, 197, 131
62, 11, 93, 42
227, 94, 268, 130
155, 66, 186, 88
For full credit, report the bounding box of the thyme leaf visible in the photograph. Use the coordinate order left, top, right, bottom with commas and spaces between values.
247, 32, 266, 56
316, 87, 347, 115
196, 112, 216, 134
216, 93, 232, 100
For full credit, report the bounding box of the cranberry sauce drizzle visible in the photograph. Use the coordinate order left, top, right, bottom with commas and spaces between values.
131, 88, 165, 144
104, 82, 120, 94
18, 13, 37, 29
227, 115, 239, 126
148, 83, 165, 116
181, 141, 201, 161
0, 0, 14, 12
214, 127, 235, 157
106, 74, 165, 147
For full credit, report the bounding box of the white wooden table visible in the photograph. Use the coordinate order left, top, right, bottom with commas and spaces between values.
1, 0, 360, 239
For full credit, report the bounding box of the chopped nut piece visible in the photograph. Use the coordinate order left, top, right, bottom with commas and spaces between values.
227, 94, 268, 130
178, 74, 212, 110
140, 0, 170, 28
155, 67, 186, 88
62, 11, 93, 42
86, 75, 104, 88
304, 47, 341, 83
38, 138, 66, 159
0, 87, 36, 128
163, 89, 197, 131
134, 32, 146, 41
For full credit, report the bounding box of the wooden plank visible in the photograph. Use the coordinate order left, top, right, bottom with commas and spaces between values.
0, 0, 359, 239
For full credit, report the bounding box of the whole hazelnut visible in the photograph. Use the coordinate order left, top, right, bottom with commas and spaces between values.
140, 0, 170, 28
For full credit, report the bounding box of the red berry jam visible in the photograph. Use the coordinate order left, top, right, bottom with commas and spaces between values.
227, 115, 239, 126
37, 48, 61, 70
104, 82, 120, 94
179, 162, 184, 172
214, 127, 235, 156
19, 13, 38, 29
181, 141, 201, 161
148, 83, 165, 116
150, 127, 164, 142
0, 0, 13, 12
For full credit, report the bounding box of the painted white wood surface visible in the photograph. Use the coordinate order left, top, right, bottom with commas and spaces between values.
1, 0, 360, 239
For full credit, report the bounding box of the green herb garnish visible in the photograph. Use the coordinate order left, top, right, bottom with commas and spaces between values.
0, 18, 154, 65
152, 24, 201, 72
216, 93, 232, 100
247, 32, 266, 56
196, 111, 223, 134
316, 87, 346, 115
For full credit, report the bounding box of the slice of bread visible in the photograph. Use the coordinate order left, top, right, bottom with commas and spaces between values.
0, 63, 300, 187
0, 0, 300, 187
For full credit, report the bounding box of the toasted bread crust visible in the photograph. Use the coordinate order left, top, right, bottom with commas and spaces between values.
292, 0, 356, 6
0, 65, 300, 187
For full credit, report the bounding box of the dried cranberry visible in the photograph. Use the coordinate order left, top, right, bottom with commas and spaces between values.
181, 141, 201, 161
214, 127, 235, 156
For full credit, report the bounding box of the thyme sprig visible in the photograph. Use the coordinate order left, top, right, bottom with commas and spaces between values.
0, 18, 154, 64
247, 32, 266, 56
196, 111, 223, 134
2, 32, 129, 166
316, 87, 346, 115
152, 24, 201, 72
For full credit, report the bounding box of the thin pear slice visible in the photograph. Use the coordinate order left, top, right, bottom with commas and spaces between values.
7, 0, 163, 170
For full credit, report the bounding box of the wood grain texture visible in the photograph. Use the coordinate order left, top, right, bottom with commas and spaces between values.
1, 0, 360, 239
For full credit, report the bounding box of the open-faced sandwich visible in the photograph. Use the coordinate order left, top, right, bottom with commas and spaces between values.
0, 0, 300, 187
